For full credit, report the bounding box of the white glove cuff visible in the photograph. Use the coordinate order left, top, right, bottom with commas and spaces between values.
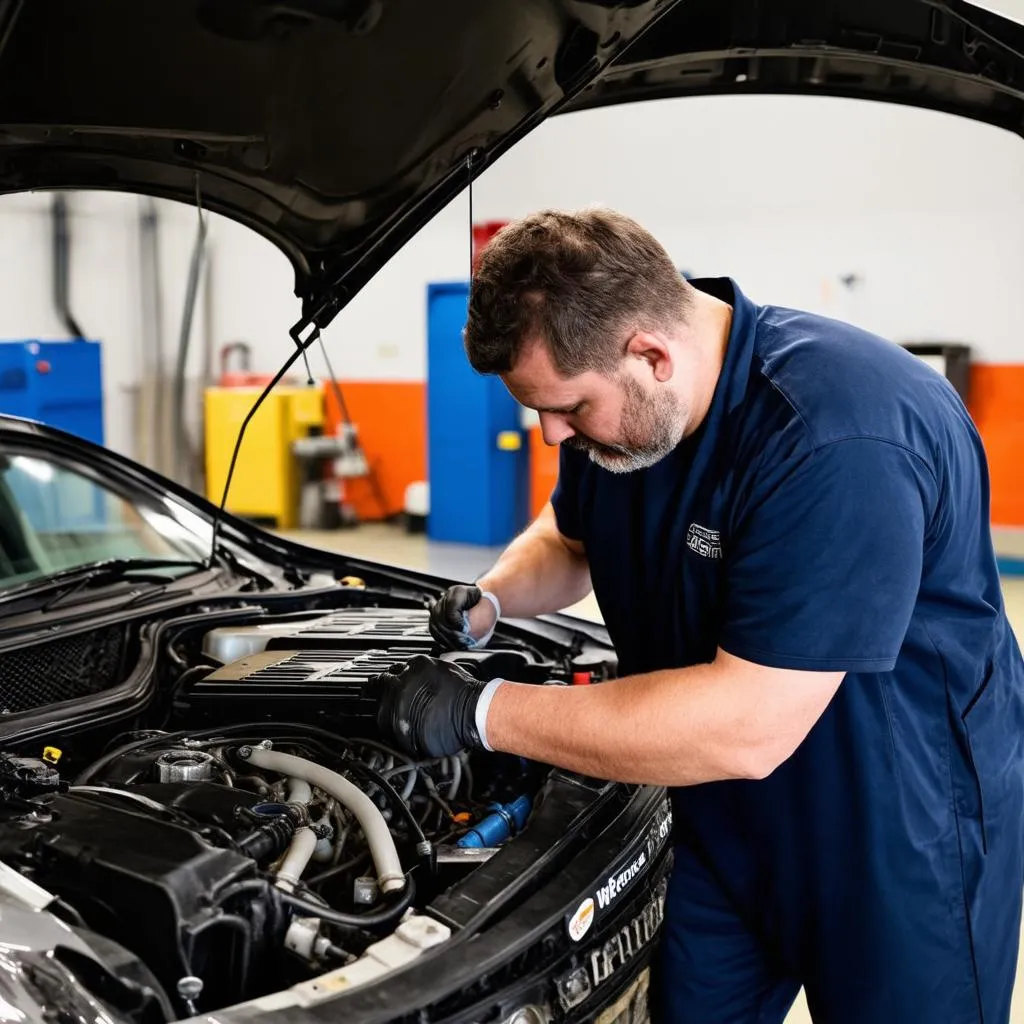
474, 678, 505, 751
464, 590, 501, 648
476, 590, 501, 646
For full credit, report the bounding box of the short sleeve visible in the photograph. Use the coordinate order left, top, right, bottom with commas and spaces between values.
551, 445, 586, 541
719, 438, 937, 672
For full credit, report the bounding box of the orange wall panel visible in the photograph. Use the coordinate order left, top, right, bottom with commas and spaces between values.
324, 381, 426, 521
968, 364, 1024, 527
529, 425, 560, 521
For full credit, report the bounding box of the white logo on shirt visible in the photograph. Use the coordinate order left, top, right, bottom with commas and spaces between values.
686, 523, 722, 560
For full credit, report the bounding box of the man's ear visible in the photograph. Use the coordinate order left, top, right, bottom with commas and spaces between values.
625, 331, 673, 382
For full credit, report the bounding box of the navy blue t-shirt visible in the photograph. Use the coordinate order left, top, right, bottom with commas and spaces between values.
551, 278, 1024, 987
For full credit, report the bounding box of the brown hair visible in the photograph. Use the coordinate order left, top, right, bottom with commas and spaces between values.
464, 207, 693, 377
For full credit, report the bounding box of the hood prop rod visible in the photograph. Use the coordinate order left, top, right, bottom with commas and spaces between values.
207, 314, 328, 566
207, 148, 488, 560
173, 174, 208, 485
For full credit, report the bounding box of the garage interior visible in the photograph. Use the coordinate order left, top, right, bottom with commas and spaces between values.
2, 51, 1024, 1024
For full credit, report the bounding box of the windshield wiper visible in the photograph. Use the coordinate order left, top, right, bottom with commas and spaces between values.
52, 559, 221, 612
0, 558, 214, 612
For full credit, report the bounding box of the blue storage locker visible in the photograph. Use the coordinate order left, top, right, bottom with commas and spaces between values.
0, 339, 104, 446
0, 340, 106, 532
427, 283, 528, 545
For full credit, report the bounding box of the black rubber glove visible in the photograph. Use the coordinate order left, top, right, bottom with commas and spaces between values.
429, 585, 485, 650
371, 655, 487, 758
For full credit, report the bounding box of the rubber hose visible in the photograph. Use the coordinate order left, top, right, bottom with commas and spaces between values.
342, 761, 429, 852
275, 826, 317, 891
287, 778, 313, 804
400, 768, 418, 803
242, 747, 405, 893
448, 755, 462, 801
278, 877, 415, 930
214, 879, 270, 905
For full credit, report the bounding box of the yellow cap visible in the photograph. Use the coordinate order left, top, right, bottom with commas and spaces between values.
42, 746, 62, 764
339, 576, 366, 588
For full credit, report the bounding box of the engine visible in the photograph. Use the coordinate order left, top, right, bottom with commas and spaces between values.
177, 607, 569, 721
0, 605, 579, 1021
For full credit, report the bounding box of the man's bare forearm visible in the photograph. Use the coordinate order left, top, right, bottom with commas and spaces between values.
476, 503, 592, 619
485, 653, 845, 786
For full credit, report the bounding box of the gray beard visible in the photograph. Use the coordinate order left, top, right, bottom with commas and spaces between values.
564, 377, 684, 474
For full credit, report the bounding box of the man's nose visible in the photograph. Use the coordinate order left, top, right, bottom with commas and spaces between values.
539, 412, 574, 446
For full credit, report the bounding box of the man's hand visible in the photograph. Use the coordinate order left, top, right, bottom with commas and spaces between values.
429, 585, 500, 650
371, 655, 494, 758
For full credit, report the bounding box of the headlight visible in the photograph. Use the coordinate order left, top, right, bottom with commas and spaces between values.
555, 966, 593, 1011
504, 1004, 551, 1024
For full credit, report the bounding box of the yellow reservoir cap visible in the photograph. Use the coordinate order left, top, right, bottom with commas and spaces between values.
42, 747, 62, 764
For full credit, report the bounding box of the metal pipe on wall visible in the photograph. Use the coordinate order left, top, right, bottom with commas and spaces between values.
137, 196, 166, 472
173, 178, 209, 487
202, 234, 216, 388
51, 192, 86, 340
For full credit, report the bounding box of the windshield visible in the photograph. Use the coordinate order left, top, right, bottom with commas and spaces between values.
0, 451, 209, 589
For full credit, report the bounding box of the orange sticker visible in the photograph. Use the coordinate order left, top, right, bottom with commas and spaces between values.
568, 897, 595, 942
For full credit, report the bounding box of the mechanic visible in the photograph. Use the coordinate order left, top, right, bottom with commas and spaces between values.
372, 208, 1024, 1023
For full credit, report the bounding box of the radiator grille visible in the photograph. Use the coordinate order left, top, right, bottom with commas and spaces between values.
0, 625, 125, 714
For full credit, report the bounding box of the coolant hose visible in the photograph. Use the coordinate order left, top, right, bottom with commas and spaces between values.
287, 778, 313, 804
241, 746, 405, 894
448, 755, 462, 800
275, 826, 317, 891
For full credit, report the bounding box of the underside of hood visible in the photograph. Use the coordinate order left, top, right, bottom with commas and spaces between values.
0, 0, 1022, 337
0, 0, 671, 336
569, 0, 1024, 136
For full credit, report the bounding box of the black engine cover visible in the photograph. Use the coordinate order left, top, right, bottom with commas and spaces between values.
0, 789, 254, 998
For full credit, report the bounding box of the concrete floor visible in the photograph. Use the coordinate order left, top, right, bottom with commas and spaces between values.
995, 528, 1024, 560
281, 523, 1024, 1022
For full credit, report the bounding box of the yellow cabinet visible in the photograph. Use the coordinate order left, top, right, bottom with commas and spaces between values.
204, 385, 323, 529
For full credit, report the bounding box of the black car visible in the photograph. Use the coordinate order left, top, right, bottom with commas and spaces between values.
0, 414, 667, 1024
0, 3, 1021, 1024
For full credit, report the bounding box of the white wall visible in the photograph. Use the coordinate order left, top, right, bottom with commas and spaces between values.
1, 93, 1023, 460
0, 190, 217, 460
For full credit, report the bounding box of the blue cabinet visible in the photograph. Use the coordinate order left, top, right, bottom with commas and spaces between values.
427, 283, 528, 545
0, 339, 104, 446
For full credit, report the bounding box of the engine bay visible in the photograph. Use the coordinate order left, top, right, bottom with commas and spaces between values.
0, 600, 617, 1022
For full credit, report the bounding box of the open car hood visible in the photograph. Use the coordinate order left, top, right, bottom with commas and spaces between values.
1, 0, 1022, 337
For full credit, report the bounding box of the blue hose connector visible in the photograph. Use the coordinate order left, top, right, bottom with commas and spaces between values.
456, 794, 532, 848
